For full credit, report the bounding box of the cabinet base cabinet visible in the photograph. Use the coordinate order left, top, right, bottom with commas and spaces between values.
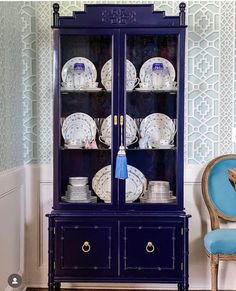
47, 214, 189, 290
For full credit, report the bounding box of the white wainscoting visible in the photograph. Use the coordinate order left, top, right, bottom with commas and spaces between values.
0, 166, 25, 291
25, 164, 236, 290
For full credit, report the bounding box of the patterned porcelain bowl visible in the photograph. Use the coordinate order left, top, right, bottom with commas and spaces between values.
69, 177, 88, 186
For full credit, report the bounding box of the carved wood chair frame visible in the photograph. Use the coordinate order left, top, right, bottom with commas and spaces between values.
202, 154, 236, 291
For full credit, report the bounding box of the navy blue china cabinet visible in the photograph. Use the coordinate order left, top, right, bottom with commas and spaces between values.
47, 3, 190, 290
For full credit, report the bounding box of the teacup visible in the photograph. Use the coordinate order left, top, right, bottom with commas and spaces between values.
163, 80, 177, 90
103, 80, 112, 91
126, 78, 140, 90
159, 139, 170, 146
139, 82, 150, 89
139, 136, 149, 149
61, 81, 74, 90
90, 82, 99, 89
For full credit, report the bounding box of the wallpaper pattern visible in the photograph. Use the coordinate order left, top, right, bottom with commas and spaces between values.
21, 2, 38, 164
187, 1, 220, 163
1, 1, 236, 170
0, 3, 23, 171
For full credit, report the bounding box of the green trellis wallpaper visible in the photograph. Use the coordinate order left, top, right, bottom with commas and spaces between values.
1, 1, 236, 171
0, 2, 24, 171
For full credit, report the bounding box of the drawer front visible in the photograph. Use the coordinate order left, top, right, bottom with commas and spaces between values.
55, 218, 117, 277
120, 220, 183, 278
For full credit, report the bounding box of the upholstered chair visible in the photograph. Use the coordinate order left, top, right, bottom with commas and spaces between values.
202, 154, 236, 291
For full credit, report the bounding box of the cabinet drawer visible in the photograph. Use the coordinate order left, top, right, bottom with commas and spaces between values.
120, 220, 183, 278
55, 218, 117, 277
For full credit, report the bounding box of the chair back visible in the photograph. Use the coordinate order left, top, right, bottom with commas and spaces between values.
202, 154, 236, 229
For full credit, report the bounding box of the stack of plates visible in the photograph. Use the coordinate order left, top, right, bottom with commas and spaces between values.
62, 177, 97, 203
140, 180, 176, 203
139, 113, 175, 149
62, 112, 97, 148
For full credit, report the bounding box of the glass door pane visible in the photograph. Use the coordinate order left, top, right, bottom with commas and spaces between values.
124, 33, 179, 205
59, 33, 115, 205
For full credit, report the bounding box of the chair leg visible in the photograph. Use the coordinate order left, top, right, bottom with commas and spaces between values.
210, 254, 219, 291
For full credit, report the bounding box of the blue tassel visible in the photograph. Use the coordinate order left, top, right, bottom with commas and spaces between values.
115, 146, 128, 179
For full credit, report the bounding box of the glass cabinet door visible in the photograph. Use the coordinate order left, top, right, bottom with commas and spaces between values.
57, 31, 118, 207
120, 30, 183, 209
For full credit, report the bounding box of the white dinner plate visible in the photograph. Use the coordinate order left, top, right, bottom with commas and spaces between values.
101, 59, 137, 90
61, 57, 97, 88
140, 113, 175, 148
100, 115, 137, 147
92, 165, 146, 203
62, 112, 97, 146
139, 57, 175, 88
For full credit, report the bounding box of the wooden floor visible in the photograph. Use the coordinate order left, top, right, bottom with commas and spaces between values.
26, 288, 162, 291
26, 288, 159, 291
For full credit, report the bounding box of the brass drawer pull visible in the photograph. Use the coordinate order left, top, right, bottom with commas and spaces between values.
82, 241, 91, 253
146, 241, 155, 253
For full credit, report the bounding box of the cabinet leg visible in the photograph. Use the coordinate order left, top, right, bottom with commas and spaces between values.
48, 282, 54, 291
183, 283, 189, 291
178, 283, 183, 291
48, 217, 55, 291
54, 282, 61, 290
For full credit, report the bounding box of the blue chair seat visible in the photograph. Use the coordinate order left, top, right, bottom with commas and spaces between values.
204, 228, 236, 254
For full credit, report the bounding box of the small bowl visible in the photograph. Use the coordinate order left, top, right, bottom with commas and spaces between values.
69, 177, 88, 186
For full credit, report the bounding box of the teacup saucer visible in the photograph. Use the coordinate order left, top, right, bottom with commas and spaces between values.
86, 87, 103, 91
61, 87, 74, 91
61, 87, 103, 92
157, 144, 175, 149
135, 87, 152, 91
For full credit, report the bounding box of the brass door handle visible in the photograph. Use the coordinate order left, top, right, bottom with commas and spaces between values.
82, 241, 91, 253
114, 115, 118, 125
146, 241, 155, 253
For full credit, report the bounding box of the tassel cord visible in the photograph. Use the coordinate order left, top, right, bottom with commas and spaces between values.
120, 119, 124, 147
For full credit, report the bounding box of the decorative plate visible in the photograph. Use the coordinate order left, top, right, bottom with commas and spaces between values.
61, 57, 97, 87
92, 165, 146, 203
101, 59, 137, 90
100, 115, 137, 146
62, 113, 97, 146
140, 113, 174, 137
139, 57, 175, 88
140, 113, 175, 148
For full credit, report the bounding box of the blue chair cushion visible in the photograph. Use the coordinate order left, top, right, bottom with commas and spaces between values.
204, 228, 236, 254
208, 158, 236, 217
